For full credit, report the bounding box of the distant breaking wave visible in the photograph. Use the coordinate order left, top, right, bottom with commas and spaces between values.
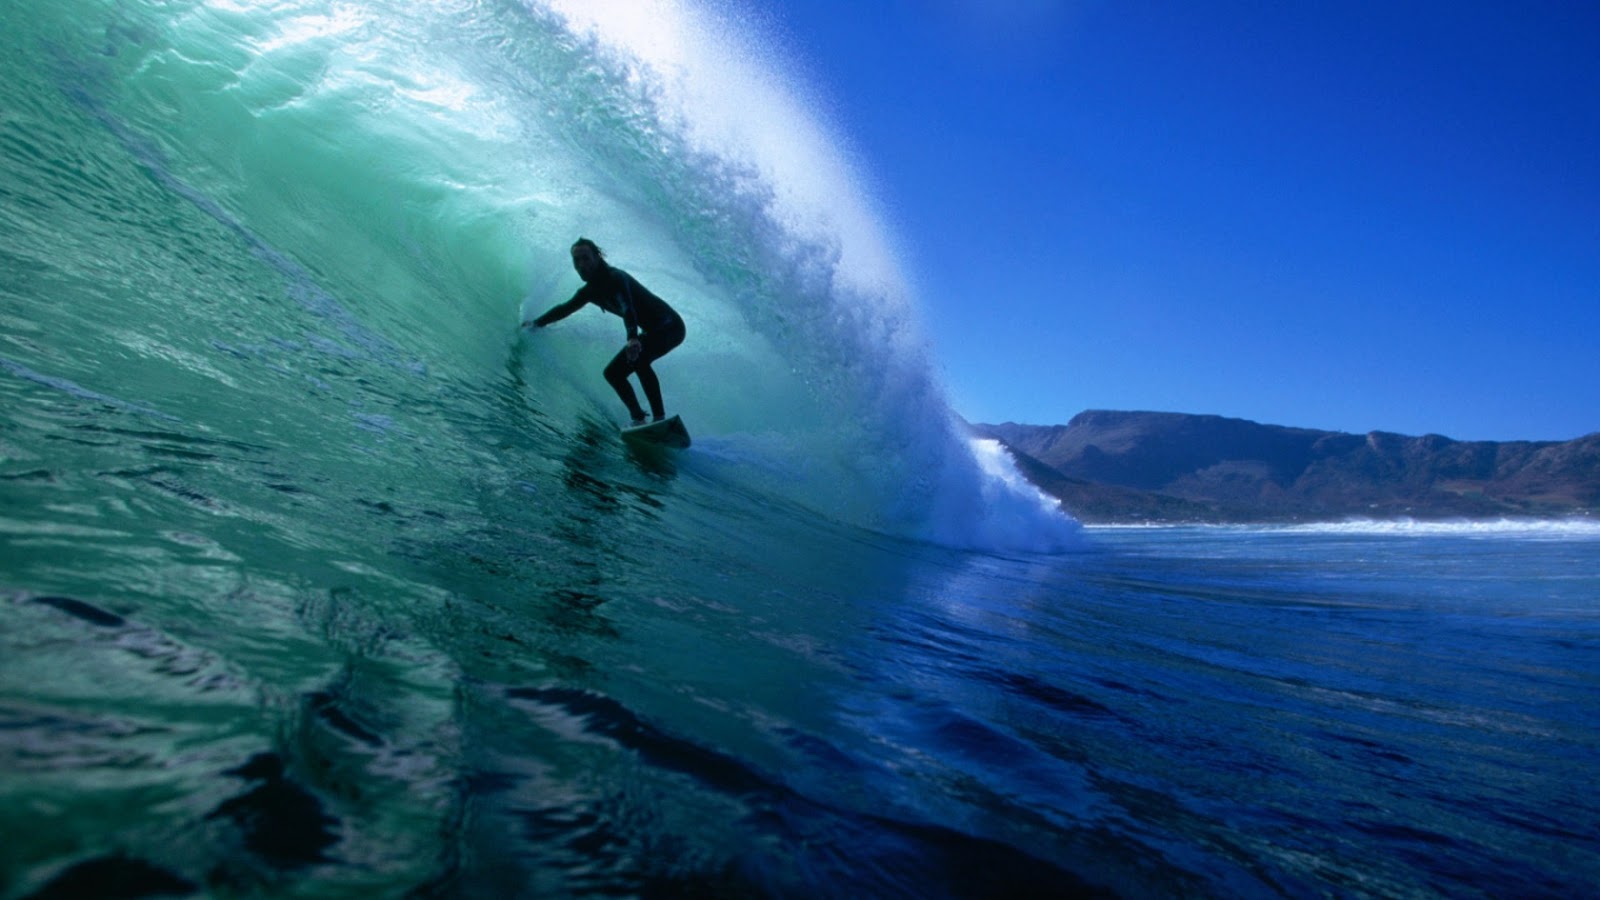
1280, 518, 1600, 538
1089, 518, 1600, 539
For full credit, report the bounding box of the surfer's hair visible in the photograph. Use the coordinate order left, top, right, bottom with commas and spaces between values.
571, 237, 604, 259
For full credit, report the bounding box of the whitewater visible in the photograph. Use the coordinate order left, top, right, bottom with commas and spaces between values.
3, 1, 1597, 897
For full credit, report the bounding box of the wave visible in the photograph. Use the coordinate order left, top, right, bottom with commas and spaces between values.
35, 0, 1078, 552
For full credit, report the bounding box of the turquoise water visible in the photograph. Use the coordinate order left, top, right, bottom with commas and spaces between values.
4, 1, 1599, 896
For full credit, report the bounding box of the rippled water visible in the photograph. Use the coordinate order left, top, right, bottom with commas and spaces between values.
8, 506, 1599, 896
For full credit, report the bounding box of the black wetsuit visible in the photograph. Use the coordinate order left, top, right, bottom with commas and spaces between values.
534, 265, 686, 420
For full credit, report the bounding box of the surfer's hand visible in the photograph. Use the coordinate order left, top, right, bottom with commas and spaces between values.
625, 339, 641, 362
522, 319, 540, 329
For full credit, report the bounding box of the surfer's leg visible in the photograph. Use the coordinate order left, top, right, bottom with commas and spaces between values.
633, 321, 685, 420
635, 362, 664, 420
603, 351, 647, 421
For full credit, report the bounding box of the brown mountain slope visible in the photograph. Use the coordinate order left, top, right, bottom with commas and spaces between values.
975, 411, 1600, 523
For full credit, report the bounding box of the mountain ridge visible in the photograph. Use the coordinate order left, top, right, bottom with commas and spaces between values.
973, 410, 1600, 523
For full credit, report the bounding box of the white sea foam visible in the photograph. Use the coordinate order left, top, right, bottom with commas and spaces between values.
930, 438, 1081, 552
1278, 518, 1600, 539
1087, 518, 1600, 540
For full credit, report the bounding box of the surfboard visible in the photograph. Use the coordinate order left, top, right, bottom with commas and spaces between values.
620, 414, 691, 449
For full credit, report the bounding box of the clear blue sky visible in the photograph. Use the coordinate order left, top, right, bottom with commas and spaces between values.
766, 2, 1599, 441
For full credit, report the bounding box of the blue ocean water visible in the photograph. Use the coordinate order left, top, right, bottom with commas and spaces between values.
4, 1, 1598, 896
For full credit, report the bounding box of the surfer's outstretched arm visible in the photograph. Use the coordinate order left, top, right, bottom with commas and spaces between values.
524, 294, 585, 329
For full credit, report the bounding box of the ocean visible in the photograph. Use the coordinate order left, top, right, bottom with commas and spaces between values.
3, 1, 1597, 897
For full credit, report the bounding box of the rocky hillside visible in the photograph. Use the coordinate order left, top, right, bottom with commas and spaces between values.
975, 410, 1600, 523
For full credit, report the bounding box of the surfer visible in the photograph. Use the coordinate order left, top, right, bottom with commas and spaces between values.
524, 238, 687, 426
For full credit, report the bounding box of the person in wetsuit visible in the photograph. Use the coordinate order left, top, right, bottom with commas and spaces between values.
523, 238, 686, 426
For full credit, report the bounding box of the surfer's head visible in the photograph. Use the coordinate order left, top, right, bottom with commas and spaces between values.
571, 237, 605, 282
